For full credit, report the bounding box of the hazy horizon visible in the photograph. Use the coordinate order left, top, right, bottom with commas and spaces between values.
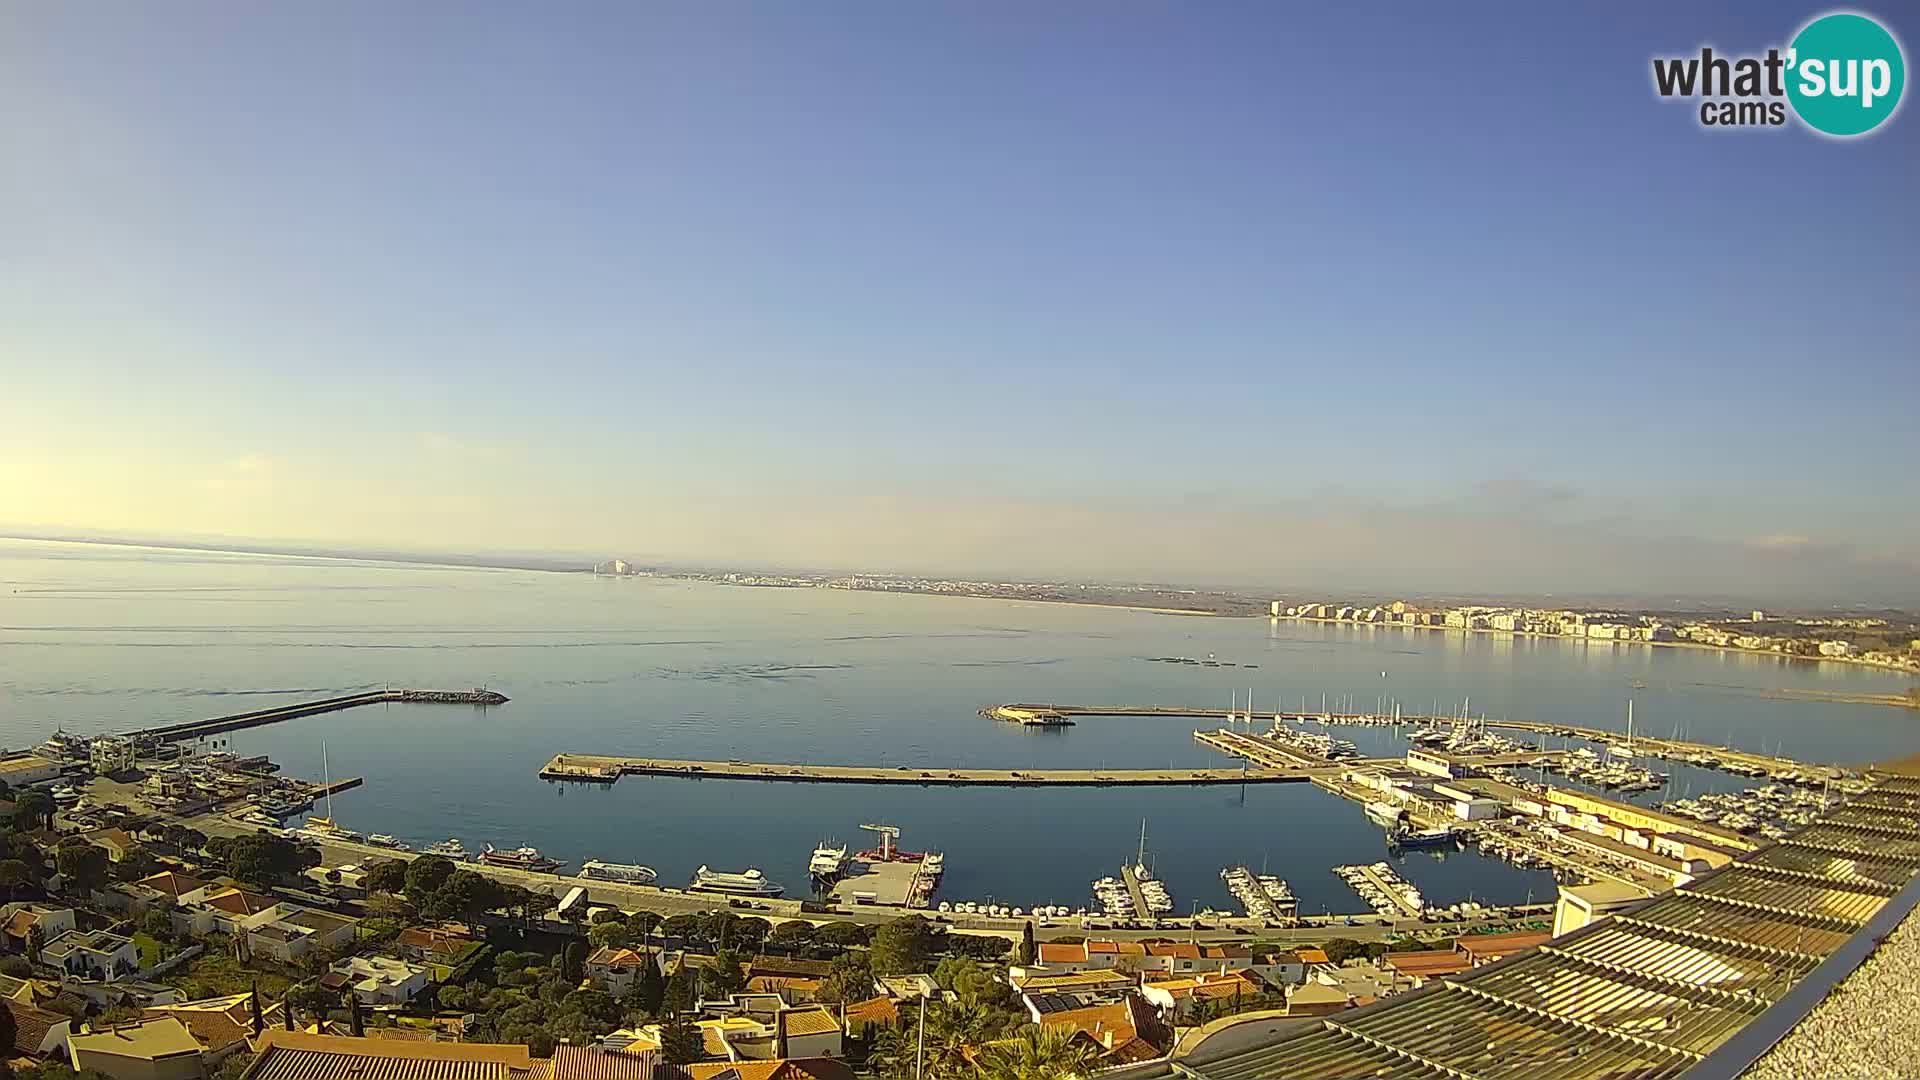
4, 4, 1915, 604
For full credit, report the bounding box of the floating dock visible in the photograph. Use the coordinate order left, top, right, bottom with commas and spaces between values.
540, 753, 1328, 786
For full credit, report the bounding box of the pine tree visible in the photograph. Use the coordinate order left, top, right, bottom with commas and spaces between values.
1019, 920, 1036, 966
634, 951, 667, 1016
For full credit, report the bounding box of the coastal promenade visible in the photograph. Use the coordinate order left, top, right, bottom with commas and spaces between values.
540, 753, 1334, 786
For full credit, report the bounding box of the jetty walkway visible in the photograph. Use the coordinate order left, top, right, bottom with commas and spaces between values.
541, 753, 1335, 787
123, 688, 509, 744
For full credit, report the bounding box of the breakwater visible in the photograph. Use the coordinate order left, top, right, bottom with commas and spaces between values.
124, 687, 508, 743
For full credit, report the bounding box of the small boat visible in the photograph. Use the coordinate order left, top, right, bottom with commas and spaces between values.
920, 851, 944, 877
296, 816, 362, 842
479, 844, 564, 873
689, 865, 784, 897
581, 859, 658, 884
49, 783, 82, 806
422, 839, 471, 861
1364, 800, 1406, 828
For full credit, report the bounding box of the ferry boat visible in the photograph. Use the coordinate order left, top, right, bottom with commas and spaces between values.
366, 834, 408, 850
1364, 800, 1406, 828
689, 866, 784, 897
582, 860, 659, 884
480, 844, 564, 873
1390, 825, 1459, 849
809, 843, 849, 880
423, 839, 471, 861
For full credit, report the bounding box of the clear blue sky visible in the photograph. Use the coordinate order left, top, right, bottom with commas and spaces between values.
2, 3, 1915, 602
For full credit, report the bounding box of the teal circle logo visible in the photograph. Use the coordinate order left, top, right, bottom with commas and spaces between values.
1787, 12, 1906, 136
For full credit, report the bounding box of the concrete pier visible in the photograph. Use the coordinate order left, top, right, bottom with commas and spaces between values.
125, 688, 508, 744
541, 753, 1329, 787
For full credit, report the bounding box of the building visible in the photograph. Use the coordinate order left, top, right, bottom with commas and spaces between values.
1452, 929, 1553, 967
585, 947, 652, 997
0, 755, 63, 786
244, 908, 358, 965
174, 888, 282, 938
1551, 880, 1646, 938
240, 1030, 543, 1080
1138, 971, 1265, 1020
2, 903, 77, 952
393, 924, 481, 965
67, 1017, 205, 1080
839, 997, 898, 1039
1380, 949, 1472, 985
42, 929, 140, 981
1283, 981, 1350, 1017
1024, 940, 1252, 978
670, 1060, 855, 1080
143, 995, 283, 1064
322, 956, 430, 1005
86, 828, 142, 863
652, 1006, 845, 1063
5, 995, 75, 1059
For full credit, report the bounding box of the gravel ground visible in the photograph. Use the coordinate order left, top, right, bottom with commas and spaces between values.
1743, 902, 1920, 1080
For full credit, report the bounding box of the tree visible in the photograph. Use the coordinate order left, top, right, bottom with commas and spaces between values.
873, 1000, 1012, 1080
13, 791, 53, 832
815, 951, 873, 1005
870, 915, 937, 977
815, 921, 871, 949
1320, 938, 1375, 965
631, 952, 666, 1016
976, 1023, 1103, 1080
0, 859, 35, 900
588, 921, 630, 951
657, 1013, 704, 1065
437, 985, 468, 1012
1019, 920, 1037, 966
55, 840, 110, 896
142, 907, 177, 944
365, 860, 408, 895
222, 834, 318, 887
403, 856, 457, 903
110, 845, 159, 882
765, 920, 816, 952
626, 910, 662, 942
289, 983, 340, 1019
661, 965, 696, 1014
700, 948, 746, 999
932, 957, 1014, 1012
562, 943, 586, 984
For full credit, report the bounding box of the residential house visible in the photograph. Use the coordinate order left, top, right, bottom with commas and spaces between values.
585, 947, 652, 997
839, 997, 898, 1039
66, 1017, 205, 1080
2, 903, 77, 953
551, 1044, 659, 1080
321, 956, 431, 1005
669, 1059, 855, 1080
143, 994, 283, 1064
243, 908, 358, 965
874, 975, 936, 1001
0, 972, 42, 1002
126, 872, 214, 912
1454, 930, 1552, 966
4, 995, 75, 1059
1023, 997, 1166, 1064
1284, 981, 1351, 1016
238, 1030, 543, 1080
42, 929, 140, 981
650, 1007, 844, 1063
1138, 971, 1266, 1021
1381, 950, 1472, 986
392, 924, 480, 965
85, 829, 141, 864
173, 888, 280, 939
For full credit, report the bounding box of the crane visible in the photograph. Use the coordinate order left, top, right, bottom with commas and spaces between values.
860, 823, 900, 861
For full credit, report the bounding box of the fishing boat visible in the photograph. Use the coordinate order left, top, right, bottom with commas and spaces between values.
581, 860, 659, 884
1390, 825, 1459, 849
1364, 800, 1407, 828
689, 866, 784, 896
479, 844, 564, 873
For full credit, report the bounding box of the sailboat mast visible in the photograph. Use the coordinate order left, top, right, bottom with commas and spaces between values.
323, 743, 335, 820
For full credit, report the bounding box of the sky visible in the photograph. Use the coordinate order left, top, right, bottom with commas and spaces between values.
1, 3, 1916, 603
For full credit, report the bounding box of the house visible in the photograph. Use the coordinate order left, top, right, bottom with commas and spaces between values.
1249, 948, 1305, 986
1283, 981, 1350, 1017
1454, 930, 1552, 966
127, 872, 214, 911
840, 997, 898, 1038
321, 956, 431, 1005
239, 1030, 543, 1080
1138, 971, 1266, 1020
745, 976, 821, 1004
1310, 960, 1411, 1001
1022, 997, 1165, 1062
66, 1017, 205, 1080
85, 829, 141, 863
669, 1059, 856, 1080
243, 908, 358, 965
143, 994, 283, 1063
4, 995, 75, 1059
585, 947, 652, 997
392, 924, 480, 964
174, 889, 281, 939
1381, 949, 1472, 985
874, 975, 937, 1001
42, 929, 140, 981
0, 972, 42, 1003
652, 1007, 844, 1063
551, 1044, 659, 1080
2, 903, 77, 952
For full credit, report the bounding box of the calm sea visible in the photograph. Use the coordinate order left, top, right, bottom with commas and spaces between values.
4, 538, 1915, 914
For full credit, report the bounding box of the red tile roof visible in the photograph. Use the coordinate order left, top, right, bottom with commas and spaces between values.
1382, 950, 1472, 979
552, 1044, 659, 1080
1455, 930, 1552, 962
1035, 943, 1087, 964
137, 871, 210, 898
202, 889, 279, 917
4, 996, 66, 1057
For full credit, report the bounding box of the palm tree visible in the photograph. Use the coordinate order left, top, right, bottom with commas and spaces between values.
976, 1024, 1104, 1080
